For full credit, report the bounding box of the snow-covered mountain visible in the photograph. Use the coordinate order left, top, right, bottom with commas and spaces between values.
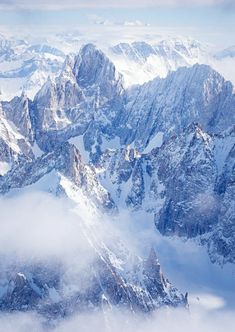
30, 46, 235, 158
1, 43, 234, 260
108, 37, 209, 86
0, 142, 187, 315
121, 64, 235, 149
0, 40, 234, 319
0, 32, 233, 98
0, 35, 65, 100
31, 43, 125, 160
0, 242, 187, 316
96, 124, 235, 264
0, 94, 34, 175
214, 45, 235, 60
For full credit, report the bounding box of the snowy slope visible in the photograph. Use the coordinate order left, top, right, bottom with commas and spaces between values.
0, 99, 33, 172
0, 35, 65, 100
121, 64, 235, 149
109, 37, 209, 86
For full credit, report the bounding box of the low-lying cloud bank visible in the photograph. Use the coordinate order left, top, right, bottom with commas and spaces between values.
0, 191, 235, 331
0, 305, 235, 332
0, 192, 95, 262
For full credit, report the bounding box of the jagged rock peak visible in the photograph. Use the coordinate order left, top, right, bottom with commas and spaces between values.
144, 247, 161, 276
58, 54, 76, 83
34, 75, 55, 101
20, 89, 27, 99
160, 63, 232, 95
73, 43, 124, 91
122, 63, 235, 149
1, 92, 34, 143
147, 247, 160, 265
80, 43, 100, 56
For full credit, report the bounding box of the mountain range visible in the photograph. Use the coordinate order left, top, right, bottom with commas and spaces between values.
0, 37, 234, 320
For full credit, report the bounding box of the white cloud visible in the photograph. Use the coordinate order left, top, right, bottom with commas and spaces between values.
210, 57, 235, 87
0, 192, 94, 261
0, 191, 132, 299
0, 305, 235, 332
0, 0, 234, 10
49, 307, 235, 332
123, 20, 150, 26
88, 15, 150, 27
189, 293, 226, 310
0, 192, 234, 331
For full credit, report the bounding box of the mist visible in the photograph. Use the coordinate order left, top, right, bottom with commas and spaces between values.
0, 305, 235, 332
0, 191, 120, 301
210, 57, 235, 87
0, 192, 95, 262
0, 191, 235, 331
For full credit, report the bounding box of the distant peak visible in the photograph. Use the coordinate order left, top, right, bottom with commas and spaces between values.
80, 43, 99, 55
73, 43, 122, 90
34, 75, 55, 101
20, 89, 27, 99
166, 63, 226, 86
79, 43, 111, 64
58, 54, 76, 83
63, 54, 74, 68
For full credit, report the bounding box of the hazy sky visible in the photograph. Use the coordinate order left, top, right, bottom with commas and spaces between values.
0, 1, 235, 10
0, 1, 234, 48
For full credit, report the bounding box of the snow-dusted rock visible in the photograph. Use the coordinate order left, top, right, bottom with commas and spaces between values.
96, 124, 235, 264
2, 91, 33, 142
0, 142, 115, 212
121, 64, 235, 149
33, 43, 125, 160
109, 37, 208, 86
0, 99, 33, 173
0, 247, 187, 316
0, 35, 65, 100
